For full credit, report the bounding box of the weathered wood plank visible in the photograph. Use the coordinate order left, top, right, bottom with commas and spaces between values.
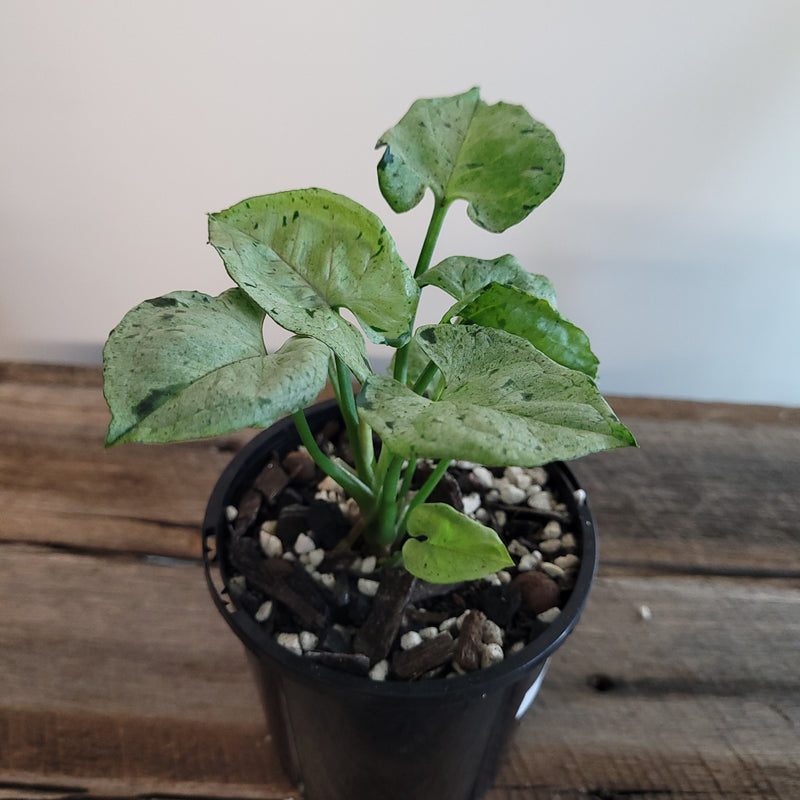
2, 363, 799, 573
2, 544, 797, 798
572, 414, 800, 573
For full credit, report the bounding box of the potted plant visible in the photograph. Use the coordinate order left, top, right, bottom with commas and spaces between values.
103, 88, 636, 800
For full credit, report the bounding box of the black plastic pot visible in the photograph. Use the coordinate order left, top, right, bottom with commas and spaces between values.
203, 400, 598, 800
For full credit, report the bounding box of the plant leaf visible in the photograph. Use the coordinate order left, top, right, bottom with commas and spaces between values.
448, 282, 598, 378
208, 188, 418, 382
103, 289, 329, 444
357, 324, 636, 466
377, 88, 565, 232
420, 254, 557, 309
402, 503, 514, 583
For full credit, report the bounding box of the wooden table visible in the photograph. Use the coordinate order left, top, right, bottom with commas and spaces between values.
1, 362, 798, 800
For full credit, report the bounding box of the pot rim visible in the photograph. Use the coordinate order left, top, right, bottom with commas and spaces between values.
202, 399, 598, 700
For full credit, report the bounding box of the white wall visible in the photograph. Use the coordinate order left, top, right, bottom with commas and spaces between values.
1, 0, 798, 405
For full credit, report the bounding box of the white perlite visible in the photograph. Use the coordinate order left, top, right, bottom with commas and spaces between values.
318, 572, 336, 590
255, 600, 273, 622
361, 555, 377, 574
260, 531, 283, 558
471, 465, 495, 489
369, 659, 389, 681
542, 520, 562, 539
294, 533, 316, 554
462, 492, 482, 515
277, 633, 302, 656
537, 607, 561, 624
498, 482, 527, 505
357, 578, 380, 597
554, 554, 580, 572
508, 539, 530, 558
400, 631, 423, 650
517, 551, 542, 572
540, 561, 565, 579
225, 505, 238, 522
299, 631, 319, 652
481, 643, 504, 668
419, 626, 439, 640
308, 548, 325, 568
528, 491, 555, 511
481, 619, 504, 646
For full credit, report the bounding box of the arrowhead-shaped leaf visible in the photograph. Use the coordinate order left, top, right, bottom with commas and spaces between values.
402, 503, 514, 583
358, 324, 636, 466
448, 283, 598, 378
377, 88, 565, 232
420, 254, 557, 309
208, 189, 418, 382
103, 289, 329, 444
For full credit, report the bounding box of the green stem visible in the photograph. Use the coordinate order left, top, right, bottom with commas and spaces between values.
397, 457, 417, 504
334, 355, 372, 486
397, 458, 452, 537
394, 199, 451, 384
412, 359, 440, 396
414, 199, 450, 280
358, 416, 376, 479
373, 454, 406, 547
291, 409, 374, 510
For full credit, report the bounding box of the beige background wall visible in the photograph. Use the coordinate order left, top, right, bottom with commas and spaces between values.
1, 0, 798, 404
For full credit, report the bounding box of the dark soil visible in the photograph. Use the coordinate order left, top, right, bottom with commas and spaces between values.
222, 418, 584, 681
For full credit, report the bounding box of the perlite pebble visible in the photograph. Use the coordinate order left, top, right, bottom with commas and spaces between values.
225, 505, 238, 522
419, 626, 439, 640
508, 539, 530, 557
400, 630, 423, 650
462, 492, 482, 515
509, 640, 526, 655
483, 573, 502, 587
573, 488, 587, 505
539, 539, 562, 556
361, 555, 377, 574
530, 467, 548, 486
299, 631, 319, 651
528, 492, 555, 511
439, 616, 459, 633
554, 554, 580, 572
318, 573, 336, 590
277, 633, 302, 655
499, 482, 527, 505
497, 570, 511, 584
294, 533, 316, 554
369, 659, 389, 681
260, 530, 284, 558
561, 533, 577, 552
542, 520, 562, 539
471, 466, 495, 488
481, 643, 504, 668
481, 619, 504, 645
517, 552, 542, 572
308, 548, 325, 568
537, 607, 561, 624
540, 562, 565, 579
357, 578, 380, 597
255, 600, 273, 622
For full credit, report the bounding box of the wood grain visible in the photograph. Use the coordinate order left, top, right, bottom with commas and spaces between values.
1, 363, 799, 799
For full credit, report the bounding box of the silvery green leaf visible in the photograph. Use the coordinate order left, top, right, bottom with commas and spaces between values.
420, 254, 557, 309
103, 289, 328, 444
402, 503, 514, 583
357, 324, 636, 466
208, 188, 418, 382
377, 88, 564, 232
448, 282, 598, 378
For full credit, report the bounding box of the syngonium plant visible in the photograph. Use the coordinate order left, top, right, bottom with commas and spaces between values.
103, 88, 636, 583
